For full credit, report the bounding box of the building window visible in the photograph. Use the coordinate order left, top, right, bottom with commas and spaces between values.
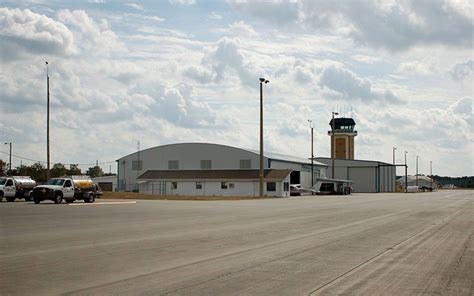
168, 160, 179, 169
267, 182, 276, 192
132, 160, 143, 171
196, 182, 202, 189
284, 182, 289, 191
229, 183, 234, 189
171, 182, 177, 189
221, 182, 228, 189
201, 160, 212, 169
240, 159, 251, 169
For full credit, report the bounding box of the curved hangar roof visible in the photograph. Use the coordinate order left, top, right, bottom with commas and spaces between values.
118, 142, 327, 167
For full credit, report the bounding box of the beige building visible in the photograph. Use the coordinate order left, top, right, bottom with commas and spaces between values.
328, 117, 357, 160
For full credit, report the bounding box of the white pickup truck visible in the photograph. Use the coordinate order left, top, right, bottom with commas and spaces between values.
32, 176, 98, 204
0, 176, 37, 202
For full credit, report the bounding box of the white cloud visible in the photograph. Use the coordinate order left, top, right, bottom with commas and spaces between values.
449, 60, 473, 81
231, 0, 300, 25
125, 3, 143, 10
168, 0, 196, 6
0, 8, 76, 60
235, 0, 473, 51
303, 0, 473, 51
185, 37, 262, 87
319, 65, 404, 104
56, 9, 124, 55
208, 11, 222, 20
397, 60, 437, 76
227, 21, 258, 37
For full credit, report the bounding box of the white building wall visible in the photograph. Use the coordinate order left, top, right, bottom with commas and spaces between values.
270, 160, 325, 188
91, 175, 118, 192
117, 143, 269, 191
139, 178, 291, 197
315, 158, 396, 193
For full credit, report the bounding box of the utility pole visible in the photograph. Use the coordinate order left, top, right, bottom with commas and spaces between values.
430, 160, 433, 191
4, 142, 12, 173
416, 155, 419, 188
259, 78, 269, 197
404, 151, 408, 193
46, 61, 51, 180
331, 112, 339, 179
393, 147, 397, 164
308, 119, 314, 190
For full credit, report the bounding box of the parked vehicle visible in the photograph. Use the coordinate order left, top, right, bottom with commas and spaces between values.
32, 176, 98, 204
0, 176, 37, 202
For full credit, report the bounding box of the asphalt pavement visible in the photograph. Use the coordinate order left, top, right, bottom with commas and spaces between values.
1, 190, 473, 295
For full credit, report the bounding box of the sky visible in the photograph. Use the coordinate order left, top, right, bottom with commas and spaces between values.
0, 0, 472, 177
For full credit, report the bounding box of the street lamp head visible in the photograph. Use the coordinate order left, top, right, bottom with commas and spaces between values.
259, 77, 269, 84
332, 112, 339, 116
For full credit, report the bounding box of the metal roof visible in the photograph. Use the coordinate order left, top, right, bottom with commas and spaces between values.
118, 142, 327, 167
138, 169, 292, 181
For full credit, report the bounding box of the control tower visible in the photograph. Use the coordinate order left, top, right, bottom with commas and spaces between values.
328, 117, 357, 159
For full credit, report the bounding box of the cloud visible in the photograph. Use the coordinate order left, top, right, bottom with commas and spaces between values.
168, 0, 196, 6
227, 21, 258, 37
397, 60, 437, 76
449, 60, 473, 81
184, 37, 261, 87
319, 65, 404, 104
0, 8, 75, 60
235, 0, 473, 51
208, 11, 222, 20
153, 86, 219, 128
231, 0, 300, 25
125, 3, 144, 10
56, 9, 124, 55
305, 0, 473, 51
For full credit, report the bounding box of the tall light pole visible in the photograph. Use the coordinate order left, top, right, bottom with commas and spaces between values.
416, 155, 419, 188
46, 61, 51, 180
4, 142, 12, 173
331, 112, 339, 179
392, 147, 397, 164
404, 151, 408, 193
430, 160, 433, 190
308, 119, 314, 189
259, 77, 269, 197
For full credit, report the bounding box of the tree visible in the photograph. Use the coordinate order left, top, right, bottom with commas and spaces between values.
16, 162, 48, 183
67, 164, 82, 175
0, 159, 6, 176
86, 166, 104, 178
51, 163, 67, 178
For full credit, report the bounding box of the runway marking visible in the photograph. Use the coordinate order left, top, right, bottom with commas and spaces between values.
68, 201, 137, 206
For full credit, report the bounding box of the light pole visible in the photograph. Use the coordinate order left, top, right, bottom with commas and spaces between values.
404, 151, 408, 193
259, 77, 269, 197
308, 119, 314, 189
4, 142, 12, 173
46, 61, 51, 180
331, 112, 339, 179
430, 160, 433, 190
393, 147, 397, 164
416, 155, 419, 188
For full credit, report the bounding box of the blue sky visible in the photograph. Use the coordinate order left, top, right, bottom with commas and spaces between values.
0, 0, 472, 176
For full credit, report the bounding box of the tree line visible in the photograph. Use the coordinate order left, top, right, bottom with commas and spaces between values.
0, 159, 111, 183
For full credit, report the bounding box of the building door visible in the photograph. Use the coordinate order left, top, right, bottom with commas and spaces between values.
98, 182, 113, 191
290, 171, 300, 184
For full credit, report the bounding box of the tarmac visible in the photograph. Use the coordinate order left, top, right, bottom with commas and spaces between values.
1, 190, 472, 295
